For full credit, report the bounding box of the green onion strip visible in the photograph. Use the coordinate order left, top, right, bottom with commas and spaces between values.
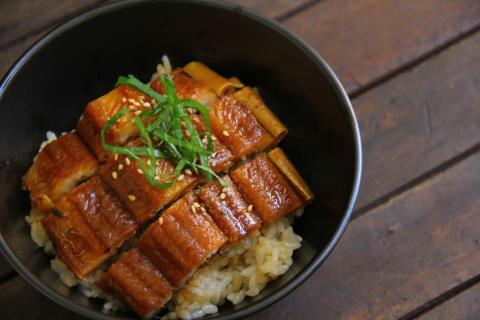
101, 73, 219, 189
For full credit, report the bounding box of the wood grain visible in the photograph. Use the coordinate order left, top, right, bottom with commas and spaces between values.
284, 0, 480, 93
233, 0, 314, 19
0, 0, 105, 49
418, 283, 480, 320
249, 149, 480, 320
354, 31, 480, 208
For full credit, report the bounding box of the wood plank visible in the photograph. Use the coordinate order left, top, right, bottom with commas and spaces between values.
0, 0, 105, 49
249, 149, 480, 319
284, 0, 480, 93
354, 31, 480, 208
0, 32, 47, 79
418, 282, 480, 320
0, 276, 86, 320
233, 0, 314, 18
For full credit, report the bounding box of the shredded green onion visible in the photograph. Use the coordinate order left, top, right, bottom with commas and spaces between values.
101, 72, 218, 189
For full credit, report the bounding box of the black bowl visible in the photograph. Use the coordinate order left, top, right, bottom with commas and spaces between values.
0, 0, 361, 319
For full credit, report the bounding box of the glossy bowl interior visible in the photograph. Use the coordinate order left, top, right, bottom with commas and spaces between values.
0, 0, 361, 319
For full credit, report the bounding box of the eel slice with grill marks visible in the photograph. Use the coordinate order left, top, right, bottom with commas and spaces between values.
77, 84, 155, 161
230, 152, 304, 224
99, 151, 198, 225
136, 192, 227, 287
98, 248, 173, 319
197, 175, 261, 246
24, 132, 99, 213
42, 176, 137, 278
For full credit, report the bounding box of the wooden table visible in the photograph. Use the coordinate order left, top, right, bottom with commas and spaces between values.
2, 0, 480, 319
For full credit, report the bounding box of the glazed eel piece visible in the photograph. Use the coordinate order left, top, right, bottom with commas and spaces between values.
24, 132, 99, 213
99, 148, 313, 318
32, 63, 290, 286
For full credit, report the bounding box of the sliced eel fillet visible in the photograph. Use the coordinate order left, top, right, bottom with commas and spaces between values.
188, 113, 236, 173
197, 176, 261, 246
77, 84, 155, 161
42, 176, 137, 278
230, 152, 304, 224
183, 61, 244, 96
99, 152, 197, 225
233, 87, 288, 145
137, 192, 227, 287
267, 148, 314, 204
151, 68, 217, 107
24, 132, 99, 213
65, 176, 138, 248
98, 248, 173, 319
209, 95, 275, 158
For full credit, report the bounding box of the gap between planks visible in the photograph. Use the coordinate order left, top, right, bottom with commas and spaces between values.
349, 23, 480, 99
354, 140, 480, 219
399, 273, 480, 319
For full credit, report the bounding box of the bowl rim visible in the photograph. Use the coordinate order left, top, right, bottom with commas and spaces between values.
0, 0, 362, 319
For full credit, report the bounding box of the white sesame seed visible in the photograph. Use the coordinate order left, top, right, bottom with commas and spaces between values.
133, 101, 141, 107
128, 98, 136, 104
114, 153, 119, 161
143, 102, 151, 108
128, 194, 136, 202
222, 187, 229, 193
200, 207, 206, 212
219, 193, 226, 200
140, 95, 146, 100
111, 171, 118, 180
177, 174, 185, 181
134, 110, 141, 116
247, 204, 253, 212
222, 130, 230, 137
137, 168, 143, 174
158, 217, 163, 225
211, 152, 217, 158
128, 105, 135, 110
118, 164, 123, 171
185, 169, 192, 175
121, 97, 127, 103
125, 158, 131, 165
191, 205, 197, 214
146, 159, 151, 166
154, 175, 160, 181
202, 138, 207, 144
193, 202, 201, 208
212, 136, 218, 141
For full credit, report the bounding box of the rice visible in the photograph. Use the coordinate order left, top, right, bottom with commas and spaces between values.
162, 215, 302, 320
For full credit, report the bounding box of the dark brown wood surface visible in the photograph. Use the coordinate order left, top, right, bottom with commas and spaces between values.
2, 0, 480, 319
418, 282, 480, 320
